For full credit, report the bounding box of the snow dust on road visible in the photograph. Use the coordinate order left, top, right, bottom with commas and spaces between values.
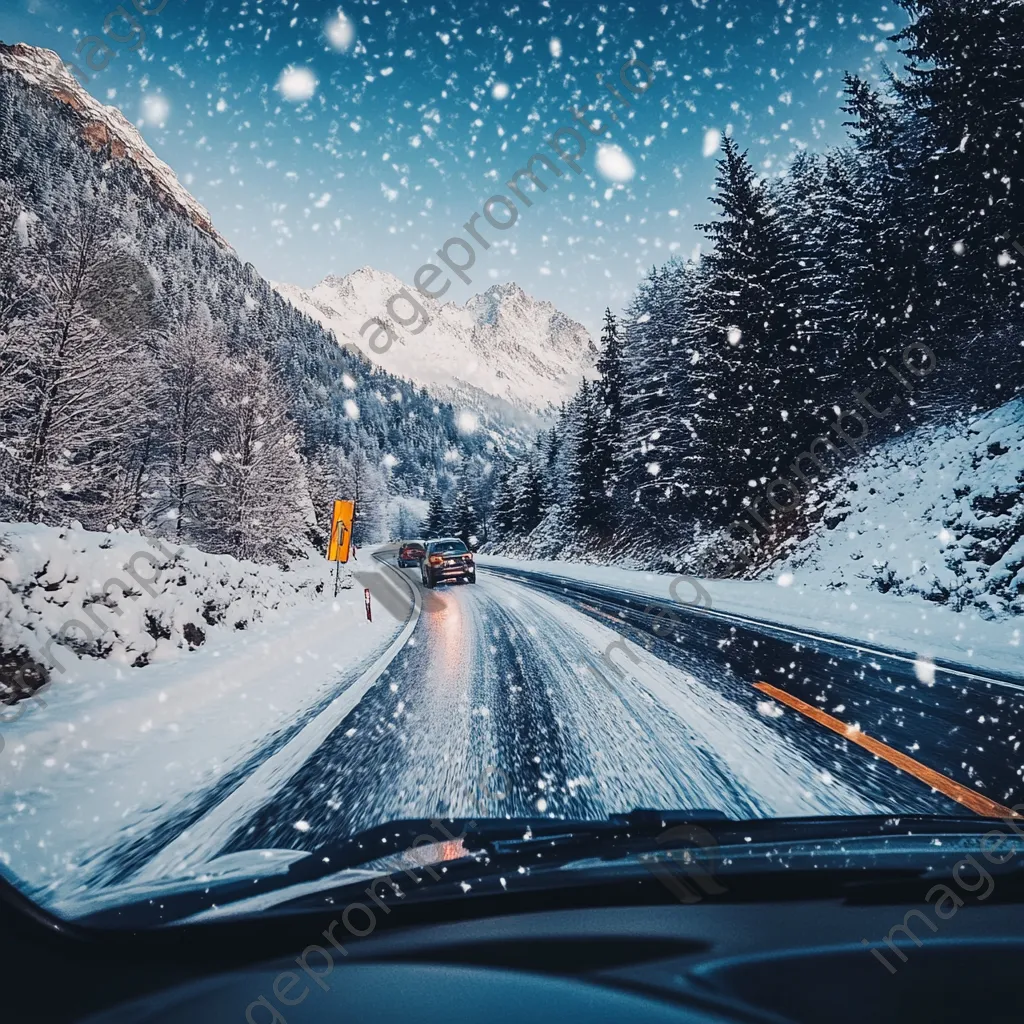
228, 566, 884, 855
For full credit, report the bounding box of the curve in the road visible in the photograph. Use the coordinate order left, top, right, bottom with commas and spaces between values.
130, 556, 422, 883
224, 566, 891, 858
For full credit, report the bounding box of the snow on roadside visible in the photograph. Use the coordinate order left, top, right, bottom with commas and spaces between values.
479, 555, 1023, 682
0, 525, 410, 894
481, 400, 1024, 681
774, 398, 1024, 620
0, 522, 331, 696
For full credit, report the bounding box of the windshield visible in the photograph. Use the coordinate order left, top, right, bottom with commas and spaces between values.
430, 540, 469, 555
1, 0, 1022, 925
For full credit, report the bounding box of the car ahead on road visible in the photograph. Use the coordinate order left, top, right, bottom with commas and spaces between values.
397, 540, 426, 567
421, 537, 476, 587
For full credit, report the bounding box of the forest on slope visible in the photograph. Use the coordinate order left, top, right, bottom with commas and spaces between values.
490, 0, 1024, 599
0, 60, 510, 562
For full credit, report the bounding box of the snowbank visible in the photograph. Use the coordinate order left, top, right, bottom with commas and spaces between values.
0, 527, 411, 893
774, 398, 1024, 619
0, 521, 333, 698
479, 556, 1023, 682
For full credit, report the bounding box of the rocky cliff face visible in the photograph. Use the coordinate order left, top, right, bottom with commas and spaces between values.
0, 42, 230, 249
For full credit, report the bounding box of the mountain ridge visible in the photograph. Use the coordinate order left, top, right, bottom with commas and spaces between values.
274, 269, 599, 415
0, 41, 230, 249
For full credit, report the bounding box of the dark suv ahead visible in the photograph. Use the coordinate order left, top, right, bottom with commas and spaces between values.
397, 540, 426, 567
421, 538, 476, 587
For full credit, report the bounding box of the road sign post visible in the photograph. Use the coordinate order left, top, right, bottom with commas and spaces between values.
326, 499, 356, 598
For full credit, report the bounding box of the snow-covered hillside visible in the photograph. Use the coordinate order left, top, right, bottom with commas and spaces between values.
0, 43, 229, 248
274, 268, 598, 415
772, 399, 1024, 619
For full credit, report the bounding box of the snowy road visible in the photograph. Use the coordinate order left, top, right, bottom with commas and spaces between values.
27, 547, 1022, 898
220, 551, 994, 861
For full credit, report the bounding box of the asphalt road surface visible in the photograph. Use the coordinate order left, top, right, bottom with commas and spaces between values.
221, 553, 1024, 859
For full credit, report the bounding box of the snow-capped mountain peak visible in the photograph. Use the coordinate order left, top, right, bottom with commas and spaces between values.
0, 42, 230, 250
274, 270, 597, 416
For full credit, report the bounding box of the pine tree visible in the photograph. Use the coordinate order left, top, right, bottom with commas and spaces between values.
451, 482, 479, 547
491, 462, 518, 539
695, 137, 799, 507
425, 491, 449, 537
562, 380, 605, 533
615, 263, 720, 537
839, 73, 932, 368
592, 308, 625, 534
893, 0, 1024, 314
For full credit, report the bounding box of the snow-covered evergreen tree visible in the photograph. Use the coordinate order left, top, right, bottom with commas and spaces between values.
591, 308, 625, 534
893, 0, 1024, 313
425, 492, 450, 537
451, 476, 480, 547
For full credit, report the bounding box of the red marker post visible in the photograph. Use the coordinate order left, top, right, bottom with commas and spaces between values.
364, 588, 372, 622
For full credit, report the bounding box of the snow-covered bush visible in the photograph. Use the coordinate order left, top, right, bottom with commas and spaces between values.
0, 521, 336, 704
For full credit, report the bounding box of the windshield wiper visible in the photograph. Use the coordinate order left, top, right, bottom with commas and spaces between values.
69, 812, 1022, 927
279, 809, 1018, 889
281, 808, 731, 886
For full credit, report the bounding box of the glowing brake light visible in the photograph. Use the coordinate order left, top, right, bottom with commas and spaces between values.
428, 555, 444, 566
464, 553, 474, 562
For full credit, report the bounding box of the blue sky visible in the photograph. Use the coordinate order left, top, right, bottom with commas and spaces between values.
2, 0, 908, 335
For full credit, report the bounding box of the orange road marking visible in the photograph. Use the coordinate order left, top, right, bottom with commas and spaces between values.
753, 680, 1022, 820
578, 601, 624, 626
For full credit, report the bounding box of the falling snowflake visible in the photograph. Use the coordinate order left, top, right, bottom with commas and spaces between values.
277, 67, 317, 102
326, 10, 355, 51
595, 144, 635, 182
141, 95, 169, 125
914, 658, 936, 685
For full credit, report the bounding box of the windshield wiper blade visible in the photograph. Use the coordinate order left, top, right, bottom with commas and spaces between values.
279, 809, 1017, 888
281, 809, 732, 886
68, 812, 1020, 928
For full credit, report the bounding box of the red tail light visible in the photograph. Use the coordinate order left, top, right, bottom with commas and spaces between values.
464, 553, 474, 562
428, 555, 444, 566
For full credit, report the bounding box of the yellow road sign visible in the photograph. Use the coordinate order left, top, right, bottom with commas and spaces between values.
327, 499, 355, 563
